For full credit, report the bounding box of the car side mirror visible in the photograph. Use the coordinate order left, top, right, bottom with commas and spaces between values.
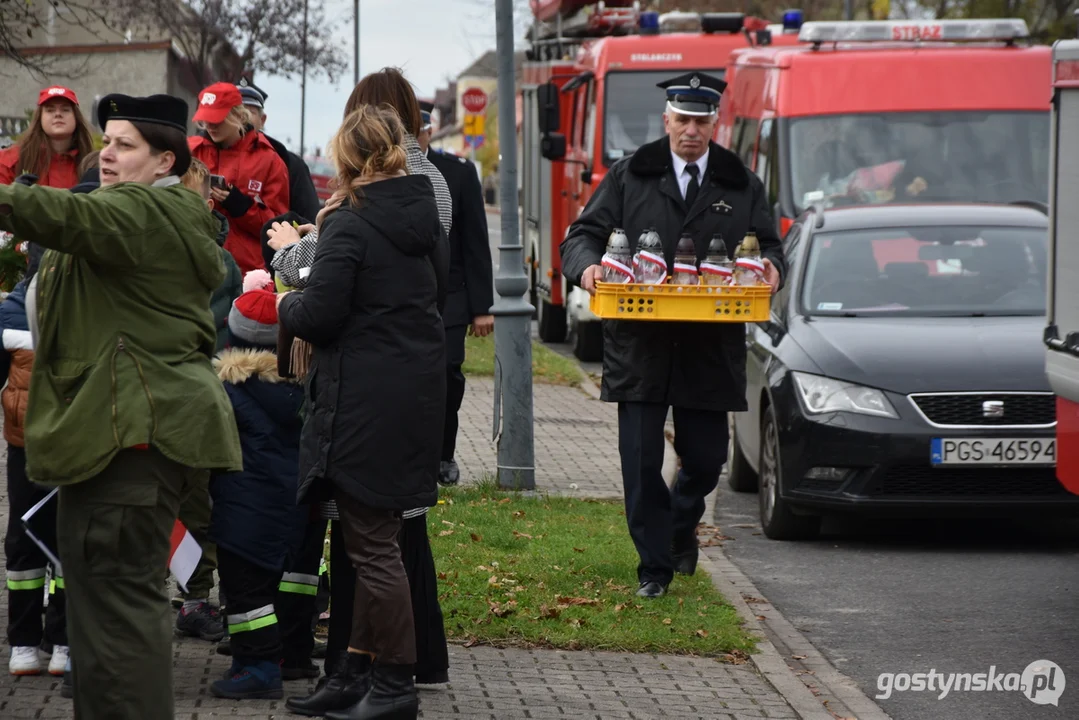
537, 82, 561, 134
541, 133, 567, 161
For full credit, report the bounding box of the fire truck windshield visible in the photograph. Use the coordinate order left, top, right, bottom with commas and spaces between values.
604, 69, 724, 164
789, 111, 1049, 214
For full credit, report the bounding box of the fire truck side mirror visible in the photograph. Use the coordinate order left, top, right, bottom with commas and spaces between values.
537, 82, 561, 134
541, 133, 567, 161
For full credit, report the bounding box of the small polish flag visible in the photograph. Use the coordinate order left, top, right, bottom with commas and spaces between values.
169, 520, 202, 593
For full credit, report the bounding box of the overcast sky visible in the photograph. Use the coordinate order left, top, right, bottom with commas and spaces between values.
257, 0, 507, 157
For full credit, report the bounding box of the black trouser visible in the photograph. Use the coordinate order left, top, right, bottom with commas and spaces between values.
442, 325, 468, 462
326, 514, 449, 677
219, 548, 281, 664
617, 403, 729, 587
176, 470, 216, 600
278, 516, 326, 665
6, 445, 67, 648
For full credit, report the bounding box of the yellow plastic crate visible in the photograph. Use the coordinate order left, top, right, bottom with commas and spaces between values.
590, 282, 771, 322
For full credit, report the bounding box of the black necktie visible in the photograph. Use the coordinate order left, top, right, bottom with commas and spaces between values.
685, 163, 700, 209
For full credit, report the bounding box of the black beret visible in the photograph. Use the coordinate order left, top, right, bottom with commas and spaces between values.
97, 94, 189, 133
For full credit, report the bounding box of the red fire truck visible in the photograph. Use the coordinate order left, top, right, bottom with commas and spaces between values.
519, 2, 802, 360
717, 18, 1052, 238
1045, 38, 1079, 493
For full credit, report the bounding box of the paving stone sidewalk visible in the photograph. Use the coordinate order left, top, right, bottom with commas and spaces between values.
0, 378, 802, 719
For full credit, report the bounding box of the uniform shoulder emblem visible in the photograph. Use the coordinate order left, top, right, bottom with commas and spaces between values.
457, 156, 467, 164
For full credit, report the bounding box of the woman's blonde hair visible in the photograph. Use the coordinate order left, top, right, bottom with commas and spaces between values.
196, 104, 251, 140
329, 103, 408, 208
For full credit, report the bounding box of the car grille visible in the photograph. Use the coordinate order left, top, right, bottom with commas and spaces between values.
909, 393, 1054, 427
877, 465, 1067, 497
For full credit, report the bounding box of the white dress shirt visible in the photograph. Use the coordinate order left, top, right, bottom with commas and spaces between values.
671, 148, 709, 200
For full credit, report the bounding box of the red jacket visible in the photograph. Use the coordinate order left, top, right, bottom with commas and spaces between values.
189, 131, 290, 276
0, 145, 80, 188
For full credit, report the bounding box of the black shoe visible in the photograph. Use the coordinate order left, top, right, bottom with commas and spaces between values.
311, 638, 328, 659
326, 663, 418, 720
283, 658, 322, 680
286, 652, 372, 717
415, 669, 449, 685
175, 602, 225, 642
216, 633, 232, 656
672, 548, 698, 576
636, 581, 668, 599
438, 460, 460, 487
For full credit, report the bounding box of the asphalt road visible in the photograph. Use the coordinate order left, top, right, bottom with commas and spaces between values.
711, 479, 1079, 720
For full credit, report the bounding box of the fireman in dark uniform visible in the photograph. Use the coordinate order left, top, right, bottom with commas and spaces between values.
560, 72, 785, 599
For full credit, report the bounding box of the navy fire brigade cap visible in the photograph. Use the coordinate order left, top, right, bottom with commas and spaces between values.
656, 72, 727, 117
237, 78, 269, 107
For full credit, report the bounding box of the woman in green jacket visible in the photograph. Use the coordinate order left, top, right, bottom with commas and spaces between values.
0, 94, 242, 719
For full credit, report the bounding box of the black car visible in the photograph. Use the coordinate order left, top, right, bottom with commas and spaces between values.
728, 203, 1079, 540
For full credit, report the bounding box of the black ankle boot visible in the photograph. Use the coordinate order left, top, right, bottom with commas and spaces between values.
325, 663, 418, 720
285, 652, 372, 717
316, 650, 350, 690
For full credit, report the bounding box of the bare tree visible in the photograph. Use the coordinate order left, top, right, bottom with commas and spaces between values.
132, 0, 347, 86
2, 0, 347, 85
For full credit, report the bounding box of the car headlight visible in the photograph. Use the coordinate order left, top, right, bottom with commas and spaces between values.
792, 372, 898, 419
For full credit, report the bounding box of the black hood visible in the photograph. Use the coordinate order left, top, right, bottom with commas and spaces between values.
790, 315, 1050, 394
351, 175, 442, 257
261, 211, 312, 275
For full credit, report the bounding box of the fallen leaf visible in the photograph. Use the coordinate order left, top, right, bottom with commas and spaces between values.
792, 655, 807, 660
441, 520, 455, 526
463, 638, 477, 648
568, 618, 585, 628
614, 603, 627, 613
662, 618, 672, 625
552, 565, 562, 571
573, 547, 586, 553
499, 498, 512, 504
470, 533, 483, 542
476, 565, 492, 572
438, 530, 454, 537
755, 615, 767, 621
678, 597, 684, 607
513, 510, 526, 519
743, 595, 767, 604
695, 629, 709, 638
437, 572, 447, 580
488, 575, 498, 584
555, 595, 600, 607
538, 604, 561, 619
512, 530, 533, 539
489, 600, 517, 618
698, 612, 705, 617
722, 650, 750, 665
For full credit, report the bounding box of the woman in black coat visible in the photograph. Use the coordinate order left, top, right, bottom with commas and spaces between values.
277, 104, 447, 720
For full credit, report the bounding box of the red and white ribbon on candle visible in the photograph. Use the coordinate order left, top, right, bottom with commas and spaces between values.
672, 262, 699, 276
601, 255, 635, 281
735, 257, 766, 282
638, 250, 668, 272
700, 262, 733, 279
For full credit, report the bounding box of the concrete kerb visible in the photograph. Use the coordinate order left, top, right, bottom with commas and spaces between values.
574, 368, 883, 720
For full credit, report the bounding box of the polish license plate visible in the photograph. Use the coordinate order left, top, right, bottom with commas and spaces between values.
931, 438, 1056, 466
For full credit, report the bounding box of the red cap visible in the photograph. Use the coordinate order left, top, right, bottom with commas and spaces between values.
233, 289, 278, 326
38, 86, 79, 107
193, 82, 243, 124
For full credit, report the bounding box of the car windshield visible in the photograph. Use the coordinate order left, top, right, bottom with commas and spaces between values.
604, 69, 723, 163
803, 225, 1047, 317
789, 111, 1049, 214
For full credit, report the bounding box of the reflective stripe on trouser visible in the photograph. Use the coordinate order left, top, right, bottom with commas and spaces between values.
7, 567, 46, 591
279, 572, 319, 596
50, 564, 65, 594
227, 604, 277, 635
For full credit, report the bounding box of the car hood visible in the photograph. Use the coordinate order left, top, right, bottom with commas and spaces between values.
789, 315, 1050, 394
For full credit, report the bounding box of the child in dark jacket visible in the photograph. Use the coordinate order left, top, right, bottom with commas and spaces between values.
210, 288, 305, 700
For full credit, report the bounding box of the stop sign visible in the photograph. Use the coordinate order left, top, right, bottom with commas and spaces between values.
461, 87, 488, 114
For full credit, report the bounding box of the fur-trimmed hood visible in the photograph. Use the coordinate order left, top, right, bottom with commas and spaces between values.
214, 348, 295, 384
627, 136, 748, 191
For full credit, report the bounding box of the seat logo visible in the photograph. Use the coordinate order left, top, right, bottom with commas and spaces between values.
982, 400, 1004, 418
